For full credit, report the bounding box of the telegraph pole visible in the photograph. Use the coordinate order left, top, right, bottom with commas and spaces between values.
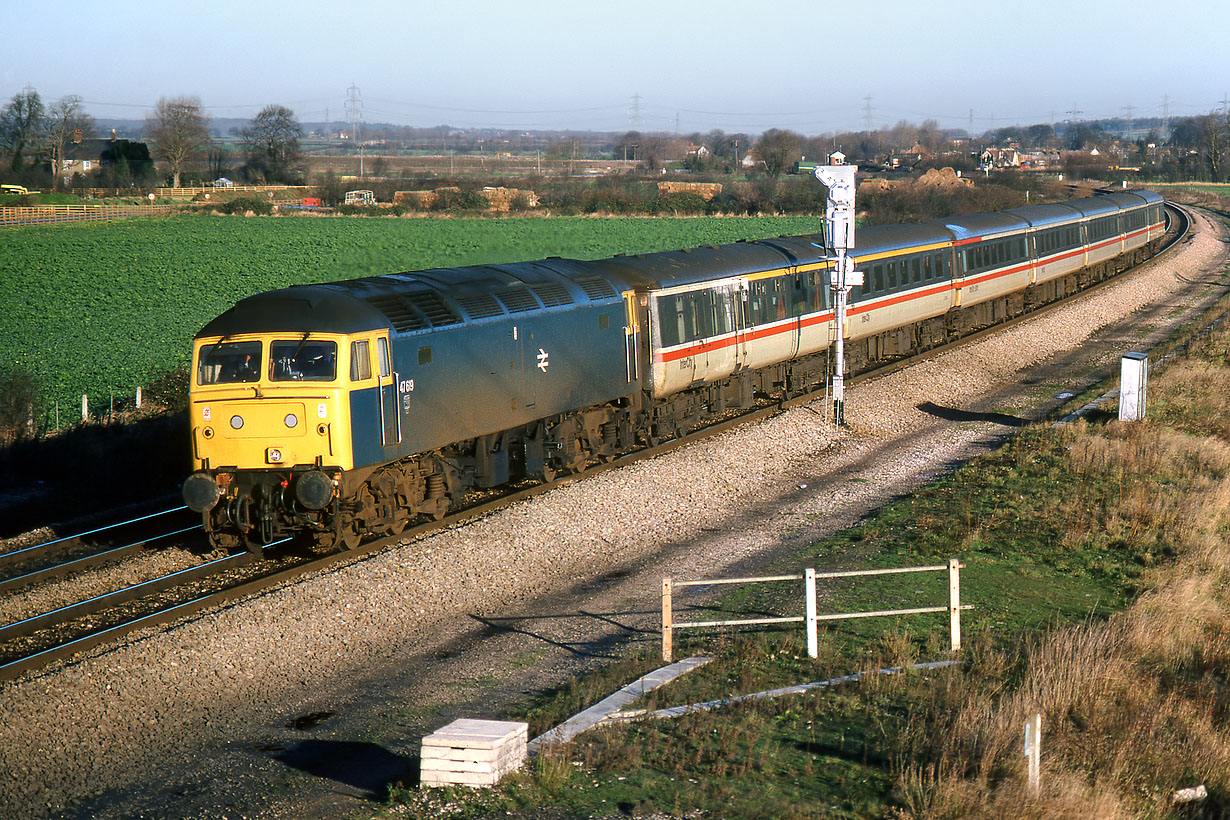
814, 156, 860, 426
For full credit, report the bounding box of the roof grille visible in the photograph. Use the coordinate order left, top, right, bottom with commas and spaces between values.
574, 276, 618, 300
494, 288, 540, 314
530, 282, 574, 308
406, 291, 461, 327
455, 293, 505, 320
366, 295, 428, 332
365, 291, 461, 333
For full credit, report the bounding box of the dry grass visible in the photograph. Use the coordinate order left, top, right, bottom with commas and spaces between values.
889, 328, 1230, 819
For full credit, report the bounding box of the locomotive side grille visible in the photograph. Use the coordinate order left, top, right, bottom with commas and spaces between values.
455, 293, 505, 320
494, 288, 541, 314
574, 277, 618, 300
366, 295, 428, 332
365, 291, 461, 333
530, 282, 574, 308
406, 291, 462, 327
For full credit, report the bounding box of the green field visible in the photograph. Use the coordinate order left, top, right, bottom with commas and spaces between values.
0, 213, 822, 416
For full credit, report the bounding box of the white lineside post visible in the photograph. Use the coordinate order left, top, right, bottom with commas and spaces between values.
1119, 352, 1148, 421
136, 386, 142, 409
1024, 712, 1042, 796
81, 394, 88, 423
948, 558, 962, 651
814, 159, 858, 426
662, 577, 673, 662
805, 568, 818, 658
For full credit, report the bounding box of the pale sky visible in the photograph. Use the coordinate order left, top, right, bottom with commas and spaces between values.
5, 0, 1226, 136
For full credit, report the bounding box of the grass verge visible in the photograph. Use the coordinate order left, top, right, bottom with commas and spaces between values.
384, 312, 1230, 820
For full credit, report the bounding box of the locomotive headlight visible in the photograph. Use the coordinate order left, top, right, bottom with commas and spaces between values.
230, 414, 244, 430
267, 447, 283, 463
284, 413, 299, 429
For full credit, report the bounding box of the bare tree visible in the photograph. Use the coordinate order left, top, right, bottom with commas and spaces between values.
239, 104, 302, 183
1199, 112, 1228, 181
754, 129, 804, 177
144, 96, 211, 187
45, 95, 95, 189
0, 87, 45, 173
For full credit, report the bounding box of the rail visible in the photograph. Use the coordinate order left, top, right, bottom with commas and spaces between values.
661, 559, 970, 661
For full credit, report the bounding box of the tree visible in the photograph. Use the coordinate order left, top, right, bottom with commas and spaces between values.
45, 95, 95, 189
754, 129, 803, 177
240, 104, 302, 183
0, 88, 45, 173
144, 96, 211, 187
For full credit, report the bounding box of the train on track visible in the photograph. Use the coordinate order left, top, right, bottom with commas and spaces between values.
182, 190, 1167, 553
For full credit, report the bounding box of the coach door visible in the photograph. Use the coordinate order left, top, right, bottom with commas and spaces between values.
733, 279, 751, 371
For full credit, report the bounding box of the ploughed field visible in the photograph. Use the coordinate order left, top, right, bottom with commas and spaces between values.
0, 214, 821, 414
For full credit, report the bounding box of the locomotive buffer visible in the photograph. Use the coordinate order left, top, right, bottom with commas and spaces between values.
814, 159, 862, 426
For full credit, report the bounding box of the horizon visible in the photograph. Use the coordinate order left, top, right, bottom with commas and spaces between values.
4, 0, 1227, 138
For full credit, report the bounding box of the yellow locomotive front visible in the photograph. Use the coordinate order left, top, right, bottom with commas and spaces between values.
182, 331, 353, 550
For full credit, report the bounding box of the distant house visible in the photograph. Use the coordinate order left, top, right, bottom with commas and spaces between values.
57, 137, 153, 180
981, 147, 1022, 168
685, 145, 710, 158
213, 177, 234, 188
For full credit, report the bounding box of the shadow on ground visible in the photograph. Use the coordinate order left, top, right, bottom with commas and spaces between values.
275, 740, 418, 799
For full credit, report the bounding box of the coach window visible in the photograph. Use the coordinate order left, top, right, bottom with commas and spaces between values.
350, 339, 372, 381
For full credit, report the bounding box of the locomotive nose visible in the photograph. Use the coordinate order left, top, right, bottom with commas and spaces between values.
183, 472, 222, 512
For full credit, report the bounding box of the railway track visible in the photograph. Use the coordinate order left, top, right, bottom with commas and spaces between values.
0, 201, 1193, 683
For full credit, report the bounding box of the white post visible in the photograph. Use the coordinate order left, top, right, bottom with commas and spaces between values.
81, 394, 88, 423
805, 568, 817, 659
1024, 713, 1042, 796
949, 558, 962, 651
1119, 352, 1148, 421
661, 577, 673, 663
136, 386, 142, 409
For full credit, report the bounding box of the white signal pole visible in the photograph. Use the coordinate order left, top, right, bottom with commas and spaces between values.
814, 157, 860, 425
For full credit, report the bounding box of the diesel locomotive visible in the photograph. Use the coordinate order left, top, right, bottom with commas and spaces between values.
182, 190, 1167, 553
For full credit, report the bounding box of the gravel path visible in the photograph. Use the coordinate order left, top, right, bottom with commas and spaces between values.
1, 208, 1226, 820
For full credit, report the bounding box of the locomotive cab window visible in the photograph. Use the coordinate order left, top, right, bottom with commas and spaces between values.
270, 339, 337, 382
350, 339, 372, 381
197, 340, 262, 385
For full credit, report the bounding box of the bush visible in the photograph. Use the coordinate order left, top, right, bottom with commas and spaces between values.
220, 196, 273, 215
0, 364, 43, 445
143, 365, 190, 413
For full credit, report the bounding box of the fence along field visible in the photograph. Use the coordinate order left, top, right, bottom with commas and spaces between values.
0, 213, 821, 427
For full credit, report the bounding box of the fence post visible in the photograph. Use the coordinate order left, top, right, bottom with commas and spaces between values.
81, 394, 88, 423
662, 577, 673, 663
949, 558, 961, 651
1024, 712, 1042, 796
136, 386, 142, 409
804, 568, 817, 658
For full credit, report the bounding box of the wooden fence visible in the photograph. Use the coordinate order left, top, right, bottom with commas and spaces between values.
0, 203, 179, 227
661, 559, 970, 661
154, 185, 310, 198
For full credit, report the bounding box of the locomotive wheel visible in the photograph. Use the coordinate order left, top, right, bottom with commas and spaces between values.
340, 526, 363, 550
206, 530, 241, 559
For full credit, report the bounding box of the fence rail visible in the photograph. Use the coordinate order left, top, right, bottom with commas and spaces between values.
661, 559, 970, 662
0, 203, 178, 227
154, 185, 310, 197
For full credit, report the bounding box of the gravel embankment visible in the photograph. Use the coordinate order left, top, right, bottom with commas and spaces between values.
1, 208, 1225, 820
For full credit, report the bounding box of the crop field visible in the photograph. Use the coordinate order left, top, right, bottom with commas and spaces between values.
0, 213, 822, 417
